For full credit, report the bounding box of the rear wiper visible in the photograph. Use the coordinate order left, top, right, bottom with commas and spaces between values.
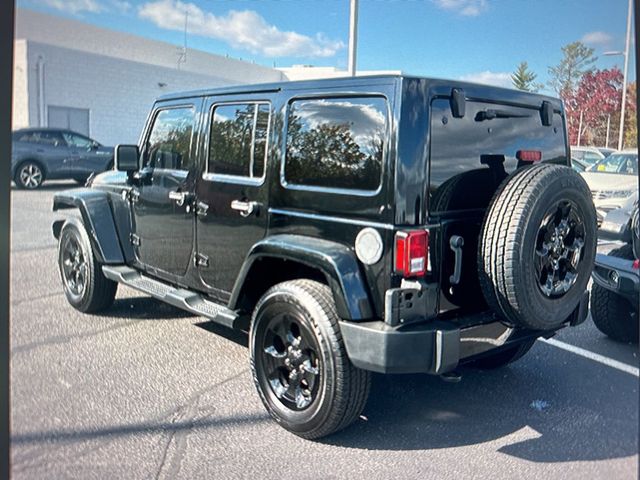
475, 109, 531, 121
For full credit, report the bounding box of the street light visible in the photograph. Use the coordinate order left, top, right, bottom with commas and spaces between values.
602, 0, 633, 151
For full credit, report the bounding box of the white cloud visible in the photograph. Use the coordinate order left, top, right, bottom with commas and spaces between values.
459, 71, 512, 88
433, 0, 488, 16
581, 31, 613, 47
138, 0, 344, 58
111, 0, 132, 14
41, 0, 104, 14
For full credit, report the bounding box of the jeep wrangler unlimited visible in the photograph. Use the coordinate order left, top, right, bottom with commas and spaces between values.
53, 75, 596, 439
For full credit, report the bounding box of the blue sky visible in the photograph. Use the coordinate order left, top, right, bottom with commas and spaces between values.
18, 0, 636, 94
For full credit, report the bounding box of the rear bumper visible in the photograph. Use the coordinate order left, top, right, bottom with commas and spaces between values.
341, 293, 590, 374
340, 313, 545, 374
592, 253, 639, 301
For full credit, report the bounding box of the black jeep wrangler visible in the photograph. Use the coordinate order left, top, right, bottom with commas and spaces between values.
591, 206, 639, 343
52, 75, 596, 439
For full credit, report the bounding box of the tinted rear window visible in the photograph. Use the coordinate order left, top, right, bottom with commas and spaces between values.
284, 96, 387, 192
429, 98, 566, 212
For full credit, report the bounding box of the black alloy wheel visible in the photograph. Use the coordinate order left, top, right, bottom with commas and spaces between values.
259, 312, 321, 410
60, 231, 88, 298
534, 200, 586, 298
57, 219, 117, 313
250, 280, 371, 439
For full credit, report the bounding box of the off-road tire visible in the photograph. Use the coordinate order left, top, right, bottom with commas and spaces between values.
14, 160, 45, 189
478, 164, 596, 330
590, 245, 639, 343
467, 339, 536, 369
249, 280, 371, 439
58, 218, 117, 313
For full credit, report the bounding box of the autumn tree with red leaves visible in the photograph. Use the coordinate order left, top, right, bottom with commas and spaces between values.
563, 68, 636, 147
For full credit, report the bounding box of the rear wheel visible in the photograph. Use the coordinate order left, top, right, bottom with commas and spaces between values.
250, 280, 371, 439
478, 164, 596, 330
590, 245, 639, 343
14, 161, 44, 189
58, 218, 117, 313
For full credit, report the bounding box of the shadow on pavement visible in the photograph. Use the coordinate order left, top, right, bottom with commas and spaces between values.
324, 363, 637, 463
99, 297, 193, 320
11, 412, 269, 445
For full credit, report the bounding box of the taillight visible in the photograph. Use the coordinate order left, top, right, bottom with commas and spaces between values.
395, 230, 429, 277
516, 150, 542, 162
633, 259, 639, 270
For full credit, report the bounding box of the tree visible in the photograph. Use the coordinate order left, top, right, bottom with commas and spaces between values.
511, 61, 542, 92
564, 68, 626, 146
548, 41, 597, 97
624, 82, 637, 148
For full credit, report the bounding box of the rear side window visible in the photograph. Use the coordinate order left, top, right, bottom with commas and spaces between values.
15, 131, 64, 146
429, 98, 566, 212
208, 103, 270, 180
145, 106, 195, 171
284, 96, 387, 192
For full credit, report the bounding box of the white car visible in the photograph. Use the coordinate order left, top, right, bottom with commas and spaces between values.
571, 146, 605, 166
580, 150, 638, 224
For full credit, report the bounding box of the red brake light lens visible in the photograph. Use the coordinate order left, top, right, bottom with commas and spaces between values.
395, 230, 429, 277
633, 259, 639, 270
516, 150, 542, 162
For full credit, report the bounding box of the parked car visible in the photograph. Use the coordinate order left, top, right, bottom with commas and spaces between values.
598, 193, 638, 241
11, 128, 114, 189
596, 147, 616, 157
571, 157, 589, 172
591, 206, 639, 343
51, 76, 596, 438
580, 150, 638, 225
571, 146, 605, 166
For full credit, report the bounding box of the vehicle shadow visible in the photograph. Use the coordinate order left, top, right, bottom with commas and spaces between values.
98, 296, 194, 320
324, 360, 638, 463
11, 181, 80, 192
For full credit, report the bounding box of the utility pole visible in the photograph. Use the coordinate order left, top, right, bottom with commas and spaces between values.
577, 110, 583, 147
618, 0, 632, 150
347, 0, 358, 77
606, 114, 611, 148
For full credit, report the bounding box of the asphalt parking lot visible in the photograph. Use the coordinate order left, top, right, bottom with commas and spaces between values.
10, 181, 639, 479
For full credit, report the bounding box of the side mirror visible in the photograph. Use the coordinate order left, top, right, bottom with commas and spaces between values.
115, 144, 139, 172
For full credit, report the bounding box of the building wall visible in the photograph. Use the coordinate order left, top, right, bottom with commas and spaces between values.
15, 9, 285, 84
12, 40, 29, 129
23, 41, 255, 145
13, 8, 287, 145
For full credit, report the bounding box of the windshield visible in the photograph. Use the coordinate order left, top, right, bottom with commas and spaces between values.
590, 153, 638, 175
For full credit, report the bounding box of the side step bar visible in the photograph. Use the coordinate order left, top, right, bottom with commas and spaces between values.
102, 265, 242, 329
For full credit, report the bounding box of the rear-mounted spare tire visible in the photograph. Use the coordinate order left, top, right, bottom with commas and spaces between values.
478, 164, 596, 330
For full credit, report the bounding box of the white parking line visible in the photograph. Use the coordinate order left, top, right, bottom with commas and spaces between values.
538, 337, 640, 377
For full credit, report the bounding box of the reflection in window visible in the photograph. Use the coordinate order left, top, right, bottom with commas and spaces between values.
209, 103, 270, 179
284, 97, 387, 191
146, 107, 195, 171
63, 133, 93, 148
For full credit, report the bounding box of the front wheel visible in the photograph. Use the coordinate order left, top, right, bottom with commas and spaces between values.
250, 280, 371, 439
58, 218, 117, 313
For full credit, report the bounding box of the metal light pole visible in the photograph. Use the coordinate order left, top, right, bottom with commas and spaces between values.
603, 0, 633, 150
347, 0, 358, 77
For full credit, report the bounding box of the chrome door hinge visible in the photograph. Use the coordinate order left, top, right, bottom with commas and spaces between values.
130, 233, 141, 246
194, 253, 209, 268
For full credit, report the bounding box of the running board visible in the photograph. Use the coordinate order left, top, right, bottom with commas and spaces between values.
102, 265, 240, 329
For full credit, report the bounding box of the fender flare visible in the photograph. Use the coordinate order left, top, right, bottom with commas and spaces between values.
52, 188, 128, 264
230, 234, 374, 321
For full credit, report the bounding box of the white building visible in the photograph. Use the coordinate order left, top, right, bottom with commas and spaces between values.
12, 9, 286, 145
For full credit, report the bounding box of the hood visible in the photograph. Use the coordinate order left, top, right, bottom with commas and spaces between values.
580, 172, 638, 192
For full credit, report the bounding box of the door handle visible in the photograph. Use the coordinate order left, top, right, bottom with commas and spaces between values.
169, 190, 192, 207
231, 199, 258, 217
